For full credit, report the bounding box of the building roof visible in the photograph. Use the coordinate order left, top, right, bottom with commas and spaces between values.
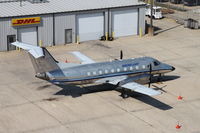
0, 0, 145, 17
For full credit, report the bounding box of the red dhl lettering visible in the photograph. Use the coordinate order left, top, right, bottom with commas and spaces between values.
13, 19, 40, 25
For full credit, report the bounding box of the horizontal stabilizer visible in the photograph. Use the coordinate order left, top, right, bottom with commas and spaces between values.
121, 82, 161, 96
71, 51, 95, 64
11, 41, 44, 58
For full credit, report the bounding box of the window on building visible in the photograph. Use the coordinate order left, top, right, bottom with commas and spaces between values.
136, 66, 139, 70
117, 68, 120, 72
7, 35, 16, 51
124, 67, 127, 71
111, 69, 115, 73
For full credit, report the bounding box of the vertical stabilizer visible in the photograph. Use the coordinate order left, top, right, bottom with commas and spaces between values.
11, 41, 62, 76
28, 47, 60, 74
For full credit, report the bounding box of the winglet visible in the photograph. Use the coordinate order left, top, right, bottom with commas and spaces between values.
11, 41, 44, 58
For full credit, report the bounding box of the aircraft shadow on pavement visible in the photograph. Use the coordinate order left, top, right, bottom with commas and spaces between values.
53, 75, 179, 110
129, 92, 173, 110
54, 84, 115, 98
55, 84, 173, 110
151, 75, 180, 83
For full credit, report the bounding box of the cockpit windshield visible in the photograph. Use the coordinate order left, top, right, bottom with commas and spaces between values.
155, 9, 161, 12
153, 60, 160, 66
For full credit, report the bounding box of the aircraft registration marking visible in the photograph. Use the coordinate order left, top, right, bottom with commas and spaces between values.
122, 63, 139, 68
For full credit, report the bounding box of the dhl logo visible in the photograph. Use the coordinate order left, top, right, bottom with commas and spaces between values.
12, 17, 41, 26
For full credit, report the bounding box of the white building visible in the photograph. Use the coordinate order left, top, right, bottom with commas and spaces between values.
0, 0, 146, 51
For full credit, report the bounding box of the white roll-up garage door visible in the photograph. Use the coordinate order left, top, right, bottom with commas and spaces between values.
112, 9, 138, 37
77, 13, 104, 42
18, 27, 37, 46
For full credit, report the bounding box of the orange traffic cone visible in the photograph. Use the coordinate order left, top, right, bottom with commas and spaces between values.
178, 96, 183, 100
65, 58, 68, 63
176, 122, 181, 129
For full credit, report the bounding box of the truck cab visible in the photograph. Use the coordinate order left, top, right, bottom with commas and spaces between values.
146, 5, 163, 19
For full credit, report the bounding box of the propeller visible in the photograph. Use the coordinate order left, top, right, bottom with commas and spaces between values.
157, 73, 163, 83
120, 50, 123, 60
148, 64, 152, 88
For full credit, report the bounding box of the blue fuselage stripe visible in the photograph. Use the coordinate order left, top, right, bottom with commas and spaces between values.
50, 68, 169, 83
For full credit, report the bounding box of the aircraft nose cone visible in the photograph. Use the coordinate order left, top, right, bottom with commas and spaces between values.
172, 66, 175, 71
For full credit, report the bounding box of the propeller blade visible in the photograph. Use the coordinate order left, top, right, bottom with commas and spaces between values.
120, 50, 123, 60
148, 64, 152, 88
152, 84, 167, 93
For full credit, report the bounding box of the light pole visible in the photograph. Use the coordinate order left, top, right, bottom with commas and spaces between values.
148, 0, 154, 36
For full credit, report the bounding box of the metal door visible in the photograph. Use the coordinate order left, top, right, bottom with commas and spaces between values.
77, 13, 104, 42
7, 35, 16, 51
112, 9, 138, 37
18, 27, 37, 46
65, 29, 72, 44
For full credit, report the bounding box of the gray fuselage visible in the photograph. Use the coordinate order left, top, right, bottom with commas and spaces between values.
48, 57, 175, 85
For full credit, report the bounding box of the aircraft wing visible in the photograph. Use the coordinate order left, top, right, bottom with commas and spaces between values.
121, 82, 161, 96
11, 41, 44, 58
96, 74, 161, 96
71, 51, 95, 64
95, 75, 128, 84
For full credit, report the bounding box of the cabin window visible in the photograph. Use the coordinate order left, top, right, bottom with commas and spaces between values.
142, 65, 145, 69
111, 69, 115, 73
124, 67, 127, 71
99, 70, 102, 74
87, 72, 91, 76
117, 68, 120, 72
136, 66, 139, 70
93, 71, 96, 75
130, 66, 133, 70
105, 69, 108, 74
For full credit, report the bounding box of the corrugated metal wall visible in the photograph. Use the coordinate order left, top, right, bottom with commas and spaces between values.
38, 14, 54, 47
104, 11, 109, 35
0, 5, 146, 51
0, 18, 17, 51
54, 13, 76, 45
139, 7, 146, 35
0, 15, 54, 51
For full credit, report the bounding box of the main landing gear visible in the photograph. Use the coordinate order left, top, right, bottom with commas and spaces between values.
120, 88, 129, 99
157, 73, 163, 83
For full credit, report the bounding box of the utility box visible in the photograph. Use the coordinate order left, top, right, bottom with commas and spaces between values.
184, 18, 199, 29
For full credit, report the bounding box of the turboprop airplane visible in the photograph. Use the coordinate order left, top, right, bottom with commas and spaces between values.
11, 41, 175, 98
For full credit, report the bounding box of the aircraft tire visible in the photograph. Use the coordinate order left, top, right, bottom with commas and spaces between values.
121, 90, 129, 99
